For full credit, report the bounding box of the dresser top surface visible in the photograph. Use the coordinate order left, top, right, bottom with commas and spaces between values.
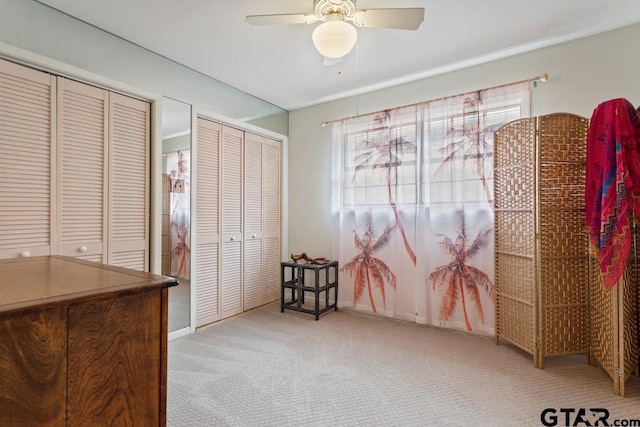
0, 256, 177, 314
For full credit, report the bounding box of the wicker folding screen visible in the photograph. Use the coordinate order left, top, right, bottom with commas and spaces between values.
494, 113, 589, 369
586, 106, 640, 396
589, 243, 639, 396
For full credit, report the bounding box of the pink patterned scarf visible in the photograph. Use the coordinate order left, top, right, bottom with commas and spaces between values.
585, 98, 640, 289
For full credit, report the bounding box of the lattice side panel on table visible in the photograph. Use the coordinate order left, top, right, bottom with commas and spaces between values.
537, 113, 589, 363
495, 117, 536, 355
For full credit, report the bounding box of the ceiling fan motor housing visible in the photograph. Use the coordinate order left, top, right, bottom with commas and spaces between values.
314, 0, 357, 21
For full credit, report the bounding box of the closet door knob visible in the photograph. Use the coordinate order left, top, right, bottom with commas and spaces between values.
79, 246, 88, 253
20, 251, 30, 258
252, 234, 257, 239
230, 236, 235, 241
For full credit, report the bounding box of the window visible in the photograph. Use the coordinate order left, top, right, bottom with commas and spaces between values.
336, 83, 530, 210
330, 81, 531, 329
341, 106, 418, 207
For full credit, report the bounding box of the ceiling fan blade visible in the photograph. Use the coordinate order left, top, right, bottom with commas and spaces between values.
246, 13, 316, 26
355, 8, 425, 30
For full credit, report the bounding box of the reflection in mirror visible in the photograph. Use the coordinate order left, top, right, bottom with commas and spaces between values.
162, 98, 192, 333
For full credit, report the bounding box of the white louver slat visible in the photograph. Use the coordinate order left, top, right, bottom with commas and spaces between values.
243, 238, 263, 310
195, 117, 221, 326
264, 139, 281, 236
0, 58, 152, 269
221, 239, 242, 317
264, 138, 281, 302
221, 126, 243, 236
110, 250, 146, 270
0, 61, 54, 258
108, 93, 150, 271
193, 120, 281, 326
195, 243, 219, 326
196, 120, 220, 236
58, 78, 107, 261
264, 236, 281, 302
220, 125, 243, 319
243, 132, 264, 310
244, 133, 263, 233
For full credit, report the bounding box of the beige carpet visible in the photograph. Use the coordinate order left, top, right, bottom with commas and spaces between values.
167, 302, 640, 426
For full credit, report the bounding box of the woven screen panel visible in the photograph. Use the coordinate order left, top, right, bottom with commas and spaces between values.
495, 211, 535, 256
625, 107, 640, 388
538, 163, 584, 209
589, 255, 615, 377
590, 248, 638, 396
495, 295, 535, 353
538, 114, 589, 359
494, 117, 536, 354
495, 113, 589, 368
621, 259, 638, 383
538, 114, 588, 160
622, 208, 639, 382
538, 211, 586, 256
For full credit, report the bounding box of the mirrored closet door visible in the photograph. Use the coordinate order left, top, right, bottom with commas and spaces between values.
162, 98, 192, 333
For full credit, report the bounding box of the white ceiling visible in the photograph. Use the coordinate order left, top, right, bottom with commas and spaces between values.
36, 0, 640, 111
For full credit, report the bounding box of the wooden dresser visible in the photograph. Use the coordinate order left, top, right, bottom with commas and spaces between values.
0, 256, 178, 426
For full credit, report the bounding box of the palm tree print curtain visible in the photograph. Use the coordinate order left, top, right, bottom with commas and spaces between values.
331, 82, 530, 335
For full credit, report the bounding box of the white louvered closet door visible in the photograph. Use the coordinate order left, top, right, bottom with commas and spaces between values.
243, 132, 264, 311
195, 117, 221, 327
263, 138, 281, 303
0, 60, 55, 259
57, 78, 108, 263
220, 125, 244, 319
108, 93, 150, 271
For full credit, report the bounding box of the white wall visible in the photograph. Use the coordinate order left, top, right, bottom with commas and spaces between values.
0, 0, 291, 276
288, 23, 640, 259
0, 0, 288, 135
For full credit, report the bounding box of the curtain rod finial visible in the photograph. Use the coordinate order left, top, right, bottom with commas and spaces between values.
533, 73, 548, 83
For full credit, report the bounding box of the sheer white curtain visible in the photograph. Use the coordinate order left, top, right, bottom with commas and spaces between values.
331, 82, 530, 335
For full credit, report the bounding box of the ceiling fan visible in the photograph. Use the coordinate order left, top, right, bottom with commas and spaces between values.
246, 0, 425, 59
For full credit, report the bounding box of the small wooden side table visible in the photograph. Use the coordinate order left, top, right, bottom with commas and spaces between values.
280, 260, 338, 320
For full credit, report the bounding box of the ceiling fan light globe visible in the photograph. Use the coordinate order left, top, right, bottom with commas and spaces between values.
312, 21, 357, 59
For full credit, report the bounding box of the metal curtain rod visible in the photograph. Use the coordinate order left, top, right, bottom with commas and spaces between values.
320, 73, 549, 127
